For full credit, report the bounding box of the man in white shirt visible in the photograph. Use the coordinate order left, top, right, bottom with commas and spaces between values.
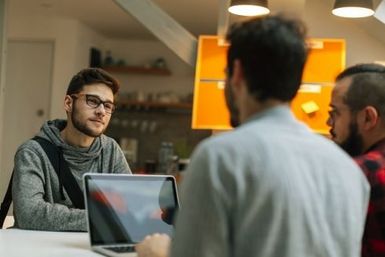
136, 14, 369, 257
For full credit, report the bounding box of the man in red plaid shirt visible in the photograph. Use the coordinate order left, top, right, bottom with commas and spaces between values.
328, 63, 385, 257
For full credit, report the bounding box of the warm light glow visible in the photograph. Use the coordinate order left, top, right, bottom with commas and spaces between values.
228, 4, 270, 16
332, 7, 374, 18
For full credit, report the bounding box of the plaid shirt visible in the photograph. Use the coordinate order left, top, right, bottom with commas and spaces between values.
355, 138, 385, 257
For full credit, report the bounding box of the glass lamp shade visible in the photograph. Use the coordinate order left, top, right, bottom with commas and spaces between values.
228, 0, 270, 16
332, 0, 374, 18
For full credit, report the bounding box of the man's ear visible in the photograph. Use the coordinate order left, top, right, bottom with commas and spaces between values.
230, 59, 244, 91
359, 106, 379, 131
63, 95, 73, 113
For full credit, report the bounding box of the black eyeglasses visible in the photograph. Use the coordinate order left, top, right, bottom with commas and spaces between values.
71, 94, 115, 114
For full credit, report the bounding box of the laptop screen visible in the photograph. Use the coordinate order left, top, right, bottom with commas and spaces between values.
84, 174, 179, 246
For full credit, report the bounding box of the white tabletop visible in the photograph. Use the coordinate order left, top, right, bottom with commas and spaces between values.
0, 229, 136, 257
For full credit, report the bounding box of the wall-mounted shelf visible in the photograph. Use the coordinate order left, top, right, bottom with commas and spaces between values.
117, 100, 192, 111
103, 66, 171, 76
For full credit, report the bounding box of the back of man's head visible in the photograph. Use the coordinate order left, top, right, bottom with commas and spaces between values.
338, 63, 385, 117
226, 14, 308, 102
66, 68, 120, 96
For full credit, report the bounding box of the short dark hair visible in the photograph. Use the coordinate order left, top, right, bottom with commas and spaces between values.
226, 14, 308, 102
339, 64, 385, 117
336, 63, 385, 81
66, 68, 120, 96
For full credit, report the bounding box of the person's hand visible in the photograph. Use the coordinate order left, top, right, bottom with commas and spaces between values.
135, 233, 171, 257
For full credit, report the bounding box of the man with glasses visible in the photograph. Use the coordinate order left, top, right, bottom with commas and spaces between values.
11, 68, 131, 231
327, 63, 385, 257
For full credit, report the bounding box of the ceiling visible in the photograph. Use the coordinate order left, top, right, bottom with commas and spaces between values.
10, 0, 385, 42
12, 0, 220, 39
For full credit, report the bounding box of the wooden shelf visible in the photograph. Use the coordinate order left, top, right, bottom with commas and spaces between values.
103, 66, 171, 76
117, 100, 192, 110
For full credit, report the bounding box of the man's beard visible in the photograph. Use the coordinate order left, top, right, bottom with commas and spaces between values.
224, 81, 240, 128
71, 106, 105, 138
339, 121, 364, 157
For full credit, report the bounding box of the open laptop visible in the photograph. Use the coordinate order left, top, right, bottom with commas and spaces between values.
83, 173, 180, 257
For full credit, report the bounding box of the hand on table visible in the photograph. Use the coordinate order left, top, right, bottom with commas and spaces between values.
135, 233, 171, 257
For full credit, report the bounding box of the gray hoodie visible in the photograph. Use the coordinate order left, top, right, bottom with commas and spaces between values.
12, 119, 131, 231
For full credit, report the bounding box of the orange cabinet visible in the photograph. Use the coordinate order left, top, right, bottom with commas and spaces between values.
291, 83, 334, 134
192, 80, 230, 130
303, 39, 346, 83
192, 36, 345, 134
192, 36, 231, 130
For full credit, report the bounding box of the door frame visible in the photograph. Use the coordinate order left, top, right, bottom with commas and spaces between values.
0, 39, 54, 199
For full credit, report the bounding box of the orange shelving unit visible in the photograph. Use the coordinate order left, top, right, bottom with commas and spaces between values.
192, 36, 231, 130
303, 39, 346, 83
192, 36, 345, 134
193, 80, 230, 130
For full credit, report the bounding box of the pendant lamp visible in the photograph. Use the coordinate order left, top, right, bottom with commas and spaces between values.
332, 0, 374, 18
228, 0, 270, 16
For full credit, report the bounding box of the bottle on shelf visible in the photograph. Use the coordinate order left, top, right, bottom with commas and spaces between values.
158, 142, 174, 174
167, 155, 180, 176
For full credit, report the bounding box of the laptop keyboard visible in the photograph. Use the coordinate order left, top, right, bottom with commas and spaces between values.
104, 246, 135, 253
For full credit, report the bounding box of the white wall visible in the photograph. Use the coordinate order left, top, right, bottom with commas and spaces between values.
0, 0, 9, 198
0, 0, 8, 170
305, 0, 385, 66
7, 0, 106, 119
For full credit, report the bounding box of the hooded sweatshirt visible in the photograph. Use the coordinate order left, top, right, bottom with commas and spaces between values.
12, 119, 131, 231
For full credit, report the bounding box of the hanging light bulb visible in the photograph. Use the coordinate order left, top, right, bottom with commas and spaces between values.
228, 0, 270, 17
332, 0, 374, 18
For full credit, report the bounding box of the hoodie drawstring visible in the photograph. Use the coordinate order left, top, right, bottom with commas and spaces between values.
57, 147, 65, 201
99, 150, 104, 173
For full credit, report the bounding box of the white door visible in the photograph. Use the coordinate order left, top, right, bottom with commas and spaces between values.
0, 40, 53, 199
